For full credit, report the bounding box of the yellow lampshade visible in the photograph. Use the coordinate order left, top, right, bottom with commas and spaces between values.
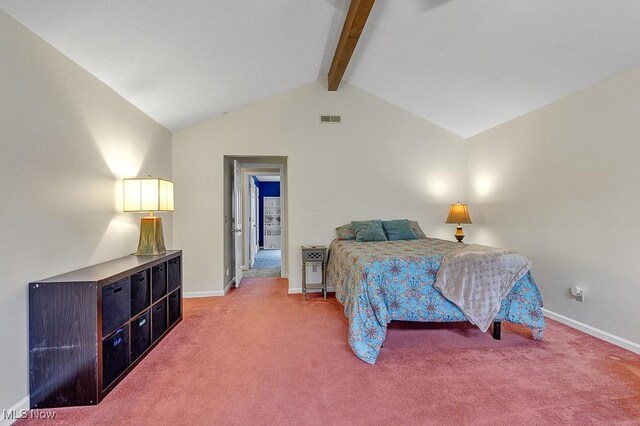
446, 203, 472, 224
123, 177, 174, 213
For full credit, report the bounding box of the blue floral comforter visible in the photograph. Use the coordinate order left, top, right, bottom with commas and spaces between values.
327, 238, 545, 364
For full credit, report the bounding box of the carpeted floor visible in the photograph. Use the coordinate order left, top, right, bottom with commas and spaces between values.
19, 278, 640, 425
242, 249, 280, 278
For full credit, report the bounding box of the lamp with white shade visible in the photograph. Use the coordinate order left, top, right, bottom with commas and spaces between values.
123, 177, 174, 255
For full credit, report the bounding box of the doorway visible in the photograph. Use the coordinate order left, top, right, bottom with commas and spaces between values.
223, 156, 287, 289
244, 173, 281, 278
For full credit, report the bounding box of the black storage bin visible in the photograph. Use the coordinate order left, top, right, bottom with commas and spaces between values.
102, 326, 129, 390
152, 263, 167, 303
130, 270, 150, 316
131, 309, 151, 362
102, 278, 131, 336
152, 299, 167, 342
168, 257, 181, 293
168, 289, 181, 326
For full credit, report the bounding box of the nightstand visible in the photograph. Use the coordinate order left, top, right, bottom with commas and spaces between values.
301, 245, 328, 300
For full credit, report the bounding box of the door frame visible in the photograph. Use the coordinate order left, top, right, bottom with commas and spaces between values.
223, 156, 288, 289
248, 177, 258, 267
241, 168, 281, 267
232, 160, 243, 287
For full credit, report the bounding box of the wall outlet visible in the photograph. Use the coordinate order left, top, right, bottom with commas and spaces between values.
226, 268, 229, 277
570, 285, 585, 302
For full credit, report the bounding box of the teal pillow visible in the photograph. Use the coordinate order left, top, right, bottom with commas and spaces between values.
382, 219, 418, 241
351, 220, 388, 242
409, 220, 427, 239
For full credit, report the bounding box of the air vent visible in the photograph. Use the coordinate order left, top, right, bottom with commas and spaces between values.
319, 114, 342, 124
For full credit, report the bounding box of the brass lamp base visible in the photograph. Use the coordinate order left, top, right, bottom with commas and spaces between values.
454, 225, 465, 243
135, 215, 166, 256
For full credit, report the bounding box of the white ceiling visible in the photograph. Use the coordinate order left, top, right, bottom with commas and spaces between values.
2, 0, 640, 137
348, 0, 640, 136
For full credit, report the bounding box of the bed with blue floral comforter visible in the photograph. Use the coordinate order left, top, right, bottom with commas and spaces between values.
327, 238, 545, 364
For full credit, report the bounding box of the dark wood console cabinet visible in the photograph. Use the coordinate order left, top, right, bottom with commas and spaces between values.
29, 250, 182, 409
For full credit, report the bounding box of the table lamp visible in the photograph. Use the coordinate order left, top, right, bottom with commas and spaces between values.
446, 202, 472, 243
123, 177, 174, 255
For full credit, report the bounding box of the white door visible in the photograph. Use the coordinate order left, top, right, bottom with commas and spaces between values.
233, 160, 243, 286
249, 179, 258, 267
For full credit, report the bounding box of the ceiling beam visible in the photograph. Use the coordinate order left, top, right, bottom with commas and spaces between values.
327, 0, 375, 91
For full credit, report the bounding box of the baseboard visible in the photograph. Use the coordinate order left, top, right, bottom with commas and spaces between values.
1, 395, 30, 426
542, 308, 640, 355
184, 279, 234, 298
288, 287, 335, 295
183, 290, 223, 298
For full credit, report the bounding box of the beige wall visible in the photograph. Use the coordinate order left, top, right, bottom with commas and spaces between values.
467, 65, 640, 346
0, 10, 172, 415
173, 81, 467, 295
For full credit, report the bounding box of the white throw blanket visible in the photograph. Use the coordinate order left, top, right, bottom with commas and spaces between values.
434, 244, 532, 332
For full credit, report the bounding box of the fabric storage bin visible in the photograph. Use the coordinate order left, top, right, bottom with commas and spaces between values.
102, 278, 131, 336
168, 289, 181, 326
102, 326, 129, 390
130, 270, 150, 316
151, 263, 167, 303
131, 309, 151, 362
168, 257, 181, 293
151, 299, 168, 342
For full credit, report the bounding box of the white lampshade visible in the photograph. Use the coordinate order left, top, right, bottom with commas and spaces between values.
123, 178, 174, 213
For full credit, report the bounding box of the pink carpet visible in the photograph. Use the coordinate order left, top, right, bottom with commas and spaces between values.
18, 278, 640, 425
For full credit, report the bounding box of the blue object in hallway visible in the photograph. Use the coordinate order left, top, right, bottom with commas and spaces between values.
252, 249, 281, 269
257, 181, 280, 247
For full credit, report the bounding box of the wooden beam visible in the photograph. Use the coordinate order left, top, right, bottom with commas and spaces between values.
327, 0, 375, 91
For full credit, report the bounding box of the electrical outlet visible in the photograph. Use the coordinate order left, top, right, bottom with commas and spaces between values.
226, 268, 229, 277
570, 285, 585, 302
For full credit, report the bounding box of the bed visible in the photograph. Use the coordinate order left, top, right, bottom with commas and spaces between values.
327, 237, 545, 364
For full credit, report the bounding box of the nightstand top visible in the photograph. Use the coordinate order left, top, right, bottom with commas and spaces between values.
301, 245, 327, 250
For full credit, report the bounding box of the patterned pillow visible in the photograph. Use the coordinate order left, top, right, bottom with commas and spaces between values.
335, 223, 356, 240
409, 220, 427, 239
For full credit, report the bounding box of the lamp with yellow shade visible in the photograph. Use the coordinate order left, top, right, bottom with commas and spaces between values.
446, 202, 472, 243
123, 177, 174, 255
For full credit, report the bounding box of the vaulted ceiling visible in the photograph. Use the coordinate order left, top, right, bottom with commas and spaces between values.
2, 0, 640, 137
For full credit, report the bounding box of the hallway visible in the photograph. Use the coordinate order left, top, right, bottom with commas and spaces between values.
243, 249, 280, 279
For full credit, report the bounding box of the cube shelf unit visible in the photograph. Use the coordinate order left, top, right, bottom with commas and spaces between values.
28, 250, 182, 409
263, 196, 281, 249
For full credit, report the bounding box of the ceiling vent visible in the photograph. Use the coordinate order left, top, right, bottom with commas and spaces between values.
319, 114, 342, 124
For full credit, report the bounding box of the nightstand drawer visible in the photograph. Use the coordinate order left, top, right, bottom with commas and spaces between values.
303, 250, 325, 262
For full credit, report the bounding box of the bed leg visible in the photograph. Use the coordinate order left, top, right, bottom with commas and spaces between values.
492, 321, 501, 340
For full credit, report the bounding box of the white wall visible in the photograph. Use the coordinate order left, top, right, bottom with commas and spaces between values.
467, 65, 640, 346
0, 10, 172, 417
173, 81, 467, 294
